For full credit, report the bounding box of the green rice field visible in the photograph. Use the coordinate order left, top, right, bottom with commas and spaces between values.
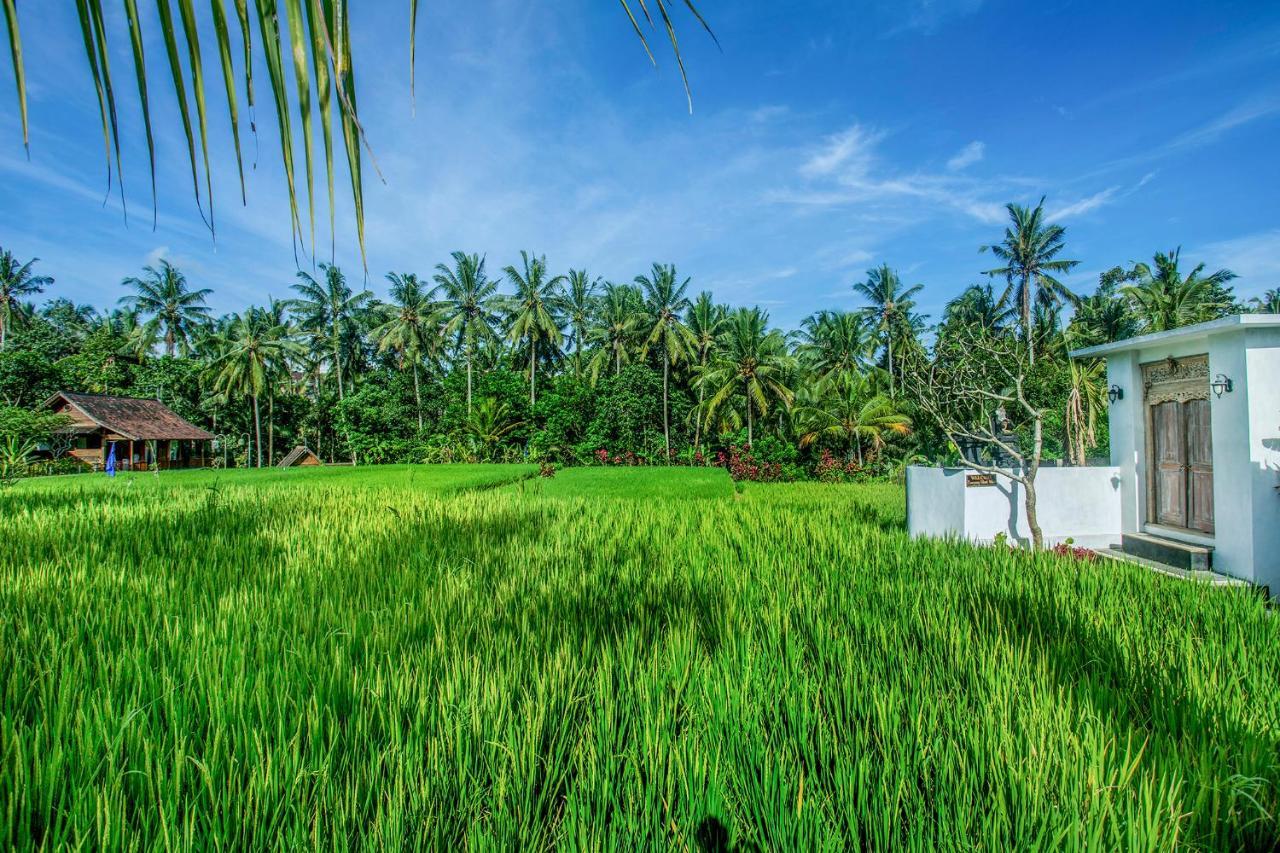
2, 464, 1278, 848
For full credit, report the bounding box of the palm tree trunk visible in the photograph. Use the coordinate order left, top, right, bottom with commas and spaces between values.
466, 346, 473, 415
662, 350, 670, 459
166, 328, 175, 358
0, 314, 7, 351
334, 322, 345, 400
856, 438, 863, 467
1023, 274, 1034, 367
530, 339, 537, 407
747, 396, 753, 446
413, 363, 422, 430
615, 346, 621, 376
693, 351, 706, 454
253, 395, 263, 469
268, 396, 274, 467
887, 333, 894, 397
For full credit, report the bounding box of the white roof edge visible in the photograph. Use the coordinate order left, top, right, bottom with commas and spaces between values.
1069, 314, 1280, 359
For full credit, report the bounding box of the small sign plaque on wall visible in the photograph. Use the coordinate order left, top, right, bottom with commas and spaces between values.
966, 473, 996, 487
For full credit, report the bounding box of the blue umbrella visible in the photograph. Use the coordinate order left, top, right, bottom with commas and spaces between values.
105, 442, 116, 477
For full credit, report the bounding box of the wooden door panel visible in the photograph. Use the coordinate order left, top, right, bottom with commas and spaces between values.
1152, 401, 1187, 528
1185, 399, 1215, 534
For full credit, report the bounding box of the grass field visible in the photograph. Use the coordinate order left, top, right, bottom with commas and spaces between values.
3, 464, 1278, 848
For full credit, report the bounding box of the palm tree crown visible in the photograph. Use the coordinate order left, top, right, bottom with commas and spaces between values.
119, 260, 212, 357
375, 272, 440, 429
0, 249, 52, 350
853, 264, 922, 396
210, 307, 299, 468
637, 263, 696, 456
793, 310, 874, 385
432, 252, 503, 414
289, 263, 373, 400
504, 251, 566, 407
701, 307, 795, 446
1122, 248, 1237, 332
981, 198, 1080, 365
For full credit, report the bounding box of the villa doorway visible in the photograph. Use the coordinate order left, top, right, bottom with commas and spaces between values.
1143, 356, 1214, 535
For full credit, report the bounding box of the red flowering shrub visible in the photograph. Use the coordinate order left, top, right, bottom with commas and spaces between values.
1052, 542, 1098, 562
716, 445, 792, 482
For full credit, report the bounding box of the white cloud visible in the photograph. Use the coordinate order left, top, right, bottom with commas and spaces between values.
800, 124, 884, 179
1047, 187, 1119, 221
1194, 230, 1280, 298
1167, 96, 1280, 152
946, 141, 985, 171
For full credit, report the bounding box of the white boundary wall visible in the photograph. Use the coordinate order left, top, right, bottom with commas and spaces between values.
906, 466, 1122, 548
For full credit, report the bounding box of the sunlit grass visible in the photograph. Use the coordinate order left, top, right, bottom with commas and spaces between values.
2, 465, 1277, 848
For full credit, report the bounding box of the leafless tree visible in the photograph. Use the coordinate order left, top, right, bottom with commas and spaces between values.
902, 330, 1048, 549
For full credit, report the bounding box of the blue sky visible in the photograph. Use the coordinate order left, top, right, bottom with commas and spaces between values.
1, 0, 1278, 328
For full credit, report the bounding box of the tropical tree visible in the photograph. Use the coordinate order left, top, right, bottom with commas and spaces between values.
854, 264, 922, 396
686, 291, 727, 452
1065, 358, 1106, 467
504, 252, 566, 407
0, 249, 52, 350
374, 272, 438, 429
701, 307, 795, 446
981, 198, 1080, 365
1122, 248, 1237, 332
637, 263, 696, 456
433, 252, 503, 414
793, 310, 874, 385
465, 397, 524, 461
289, 263, 373, 401
210, 308, 299, 468
587, 283, 642, 382
794, 374, 911, 466
940, 283, 1014, 336
559, 269, 600, 355
1068, 273, 1140, 347
1250, 289, 1280, 314
119, 261, 212, 357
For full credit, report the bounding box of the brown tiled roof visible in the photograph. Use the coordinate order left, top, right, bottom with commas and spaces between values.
44, 392, 214, 441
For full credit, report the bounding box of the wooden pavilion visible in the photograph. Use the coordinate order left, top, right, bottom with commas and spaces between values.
43, 391, 214, 471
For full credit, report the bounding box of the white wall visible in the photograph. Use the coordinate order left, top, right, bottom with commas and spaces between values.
1102, 326, 1280, 584
907, 466, 1122, 548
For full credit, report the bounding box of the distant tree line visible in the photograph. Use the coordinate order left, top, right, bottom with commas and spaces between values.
0, 198, 1266, 479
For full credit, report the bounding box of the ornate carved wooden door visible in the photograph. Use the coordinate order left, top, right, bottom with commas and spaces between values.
1152, 400, 1188, 528
1185, 398, 1214, 534
1143, 356, 1214, 535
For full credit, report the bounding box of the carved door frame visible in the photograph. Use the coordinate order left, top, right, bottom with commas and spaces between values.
1141, 354, 1213, 535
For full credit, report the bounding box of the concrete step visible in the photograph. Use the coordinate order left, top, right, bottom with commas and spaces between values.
1121, 532, 1213, 572
1096, 547, 1241, 586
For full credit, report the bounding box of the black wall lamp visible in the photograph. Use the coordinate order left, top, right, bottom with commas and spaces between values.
1107, 384, 1124, 404
1211, 374, 1234, 397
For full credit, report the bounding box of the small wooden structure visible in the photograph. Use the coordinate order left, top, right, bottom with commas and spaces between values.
43, 391, 214, 471
278, 446, 322, 468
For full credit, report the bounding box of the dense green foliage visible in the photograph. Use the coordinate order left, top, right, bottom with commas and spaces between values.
3, 466, 1278, 848
0, 212, 1255, 479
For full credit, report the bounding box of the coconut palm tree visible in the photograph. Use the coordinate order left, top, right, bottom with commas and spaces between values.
1065, 358, 1106, 466
940, 283, 1014, 336
1068, 280, 1140, 347
587, 283, 643, 381
686, 291, 727, 452
432, 252, 503, 415
794, 374, 911, 466
559, 269, 600, 354
119, 260, 212, 357
504, 252, 566, 407
792, 310, 874, 385
854, 265, 922, 396
1250, 289, 1280, 314
374, 272, 438, 429
1122, 248, 1237, 332
0, 251, 52, 351
701, 307, 795, 446
289, 263, 373, 401
637, 263, 696, 457
211, 308, 299, 468
980, 198, 1080, 366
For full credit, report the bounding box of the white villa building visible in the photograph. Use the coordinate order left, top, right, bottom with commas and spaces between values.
907, 314, 1280, 592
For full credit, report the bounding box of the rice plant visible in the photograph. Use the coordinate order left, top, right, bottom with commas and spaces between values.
2, 465, 1277, 848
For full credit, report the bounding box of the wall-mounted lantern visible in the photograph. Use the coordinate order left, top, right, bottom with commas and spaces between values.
1211, 374, 1234, 398
1107, 384, 1124, 404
